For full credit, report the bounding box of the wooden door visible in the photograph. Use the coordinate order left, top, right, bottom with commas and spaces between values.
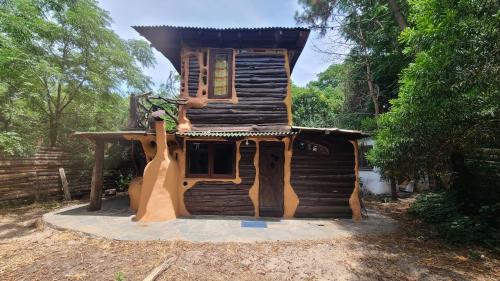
259, 141, 284, 217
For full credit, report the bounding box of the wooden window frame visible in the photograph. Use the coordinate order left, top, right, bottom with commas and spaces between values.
208, 49, 233, 99
186, 141, 236, 179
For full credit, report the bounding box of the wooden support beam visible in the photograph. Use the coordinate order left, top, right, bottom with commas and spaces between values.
59, 167, 71, 201
88, 140, 104, 211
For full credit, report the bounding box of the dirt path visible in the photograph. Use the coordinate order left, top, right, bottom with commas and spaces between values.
0, 198, 498, 281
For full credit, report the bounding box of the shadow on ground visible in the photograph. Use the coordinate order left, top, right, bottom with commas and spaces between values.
57, 196, 133, 217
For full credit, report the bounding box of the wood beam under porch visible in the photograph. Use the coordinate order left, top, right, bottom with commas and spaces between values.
72, 130, 155, 211
88, 140, 104, 211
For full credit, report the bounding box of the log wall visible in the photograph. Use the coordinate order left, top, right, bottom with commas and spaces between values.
184, 141, 256, 215
185, 50, 289, 129
0, 146, 136, 203
0, 147, 91, 202
291, 135, 355, 218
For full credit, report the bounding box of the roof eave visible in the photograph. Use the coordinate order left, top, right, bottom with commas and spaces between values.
132, 25, 311, 73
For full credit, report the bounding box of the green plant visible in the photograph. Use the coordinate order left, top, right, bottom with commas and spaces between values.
409, 192, 500, 247
0, 132, 34, 157
115, 172, 133, 192
114, 271, 125, 281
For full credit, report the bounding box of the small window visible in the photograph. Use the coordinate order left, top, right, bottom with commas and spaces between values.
186, 141, 236, 178
209, 49, 232, 99
187, 142, 209, 176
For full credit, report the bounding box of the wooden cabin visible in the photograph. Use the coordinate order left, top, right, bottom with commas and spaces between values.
76, 26, 367, 221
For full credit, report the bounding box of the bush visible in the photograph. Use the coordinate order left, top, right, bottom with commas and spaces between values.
409, 192, 499, 247
0, 132, 35, 157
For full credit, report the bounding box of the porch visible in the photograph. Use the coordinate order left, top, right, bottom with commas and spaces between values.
43, 196, 397, 242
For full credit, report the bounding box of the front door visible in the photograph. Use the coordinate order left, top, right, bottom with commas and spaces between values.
259, 141, 284, 217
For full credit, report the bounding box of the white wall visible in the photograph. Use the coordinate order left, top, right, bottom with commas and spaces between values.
359, 168, 391, 195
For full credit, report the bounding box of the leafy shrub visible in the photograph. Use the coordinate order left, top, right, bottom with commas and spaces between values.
115, 172, 133, 192
409, 192, 500, 247
0, 132, 35, 157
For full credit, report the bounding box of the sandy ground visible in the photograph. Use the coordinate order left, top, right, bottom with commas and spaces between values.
0, 197, 498, 281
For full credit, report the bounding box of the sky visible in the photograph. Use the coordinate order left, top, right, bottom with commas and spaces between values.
97, 0, 340, 87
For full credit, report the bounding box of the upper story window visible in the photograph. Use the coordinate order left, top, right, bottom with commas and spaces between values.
209, 49, 233, 99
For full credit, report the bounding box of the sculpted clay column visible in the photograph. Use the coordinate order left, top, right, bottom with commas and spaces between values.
135, 120, 179, 221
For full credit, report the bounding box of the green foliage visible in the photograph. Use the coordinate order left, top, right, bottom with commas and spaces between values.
291, 80, 343, 127
292, 62, 377, 132
114, 271, 126, 281
0, 132, 34, 157
115, 172, 133, 192
369, 0, 499, 178
409, 192, 499, 246
0, 0, 155, 152
296, 0, 411, 116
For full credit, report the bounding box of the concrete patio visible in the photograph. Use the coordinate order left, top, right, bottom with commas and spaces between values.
43, 196, 398, 242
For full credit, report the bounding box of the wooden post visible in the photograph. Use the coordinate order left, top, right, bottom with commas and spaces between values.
390, 177, 398, 200
59, 168, 71, 201
88, 140, 104, 211
33, 167, 40, 202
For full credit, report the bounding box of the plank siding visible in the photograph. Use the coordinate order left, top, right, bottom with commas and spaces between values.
186, 51, 289, 129
0, 146, 139, 203
0, 147, 91, 202
291, 136, 355, 218
184, 141, 256, 215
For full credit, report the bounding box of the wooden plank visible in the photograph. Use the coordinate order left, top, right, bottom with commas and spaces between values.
143, 256, 176, 281
259, 141, 284, 217
59, 168, 71, 201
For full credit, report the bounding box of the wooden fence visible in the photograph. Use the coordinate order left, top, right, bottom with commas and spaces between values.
0, 147, 92, 202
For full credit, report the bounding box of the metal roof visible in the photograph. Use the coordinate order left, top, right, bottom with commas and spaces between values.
72, 127, 367, 141
132, 25, 310, 73
176, 130, 297, 138
72, 131, 154, 140
292, 126, 369, 139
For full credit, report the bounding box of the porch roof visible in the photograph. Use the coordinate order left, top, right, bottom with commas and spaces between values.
72, 130, 154, 141
291, 126, 369, 139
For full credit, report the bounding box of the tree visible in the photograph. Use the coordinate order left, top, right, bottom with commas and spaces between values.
368, 0, 499, 203
296, 0, 410, 119
0, 0, 155, 148
292, 64, 345, 128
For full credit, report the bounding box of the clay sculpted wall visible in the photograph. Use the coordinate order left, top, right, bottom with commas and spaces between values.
129, 128, 362, 220
178, 48, 292, 131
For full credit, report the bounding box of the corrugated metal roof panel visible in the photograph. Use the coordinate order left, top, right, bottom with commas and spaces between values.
132, 25, 310, 31
176, 131, 296, 138
291, 126, 369, 139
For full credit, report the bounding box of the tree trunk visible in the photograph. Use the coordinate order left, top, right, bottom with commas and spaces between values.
356, 19, 380, 116
89, 140, 104, 211
387, 0, 408, 31
48, 116, 58, 146
364, 60, 380, 116
390, 177, 398, 200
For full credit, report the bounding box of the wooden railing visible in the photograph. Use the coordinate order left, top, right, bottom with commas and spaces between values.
127, 92, 187, 130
